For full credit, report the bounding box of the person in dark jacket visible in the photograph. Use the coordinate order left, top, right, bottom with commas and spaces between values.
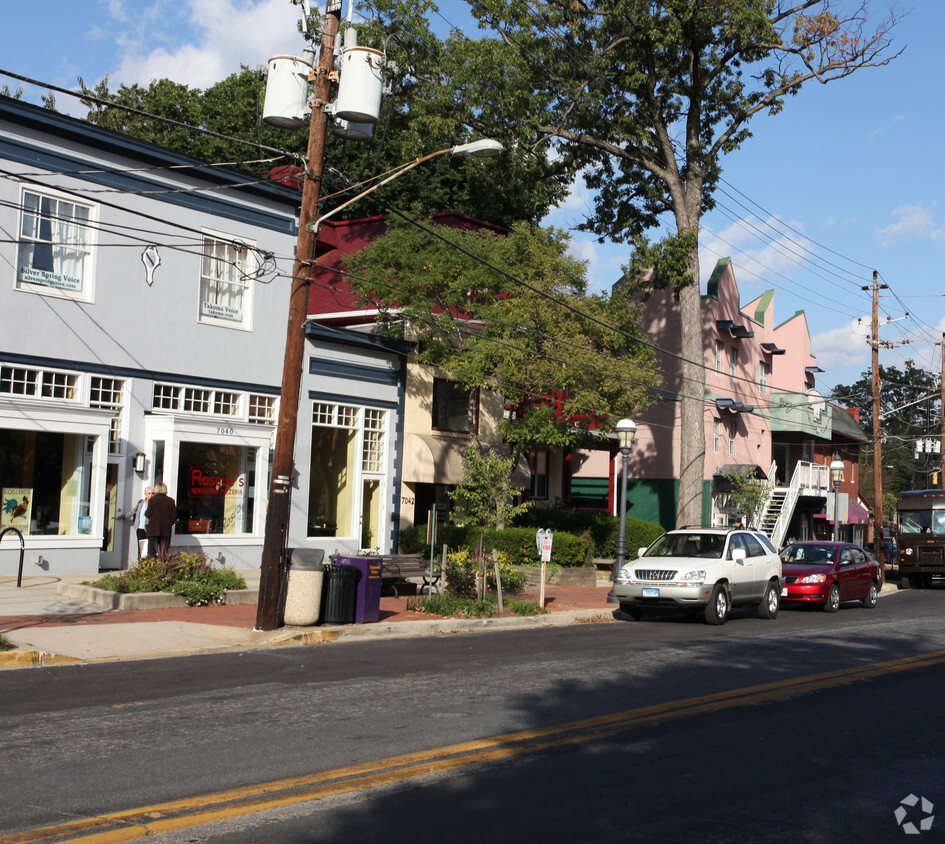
145, 482, 177, 560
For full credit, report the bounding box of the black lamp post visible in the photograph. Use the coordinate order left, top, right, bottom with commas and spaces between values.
830, 454, 845, 542
608, 418, 637, 604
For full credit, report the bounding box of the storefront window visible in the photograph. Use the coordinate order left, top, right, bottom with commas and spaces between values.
0, 429, 93, 535
308, 424, 356, 538
175, 441, 256, 535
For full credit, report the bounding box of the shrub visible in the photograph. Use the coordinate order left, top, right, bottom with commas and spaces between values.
444, 548, 530, 598
84, 552, 246, 606
0, 631, 9, 651
405, 524, 593, 568
408, 593, 544, 618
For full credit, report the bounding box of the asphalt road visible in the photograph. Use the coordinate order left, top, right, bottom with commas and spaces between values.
3, 587, 945, 843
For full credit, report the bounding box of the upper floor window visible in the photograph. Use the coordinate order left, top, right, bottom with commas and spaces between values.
729, 347, 738, 381
759, 360, 769, 394
529, 449, 549, 499
199, 234, 253, 329
728, 421, 737, 456
17, 189, 94, 300
432, 379, 475, 433
90, 376, 125, 455
714, 340, 723, 374
713, 419, 721, 454
0, 364, 78, 401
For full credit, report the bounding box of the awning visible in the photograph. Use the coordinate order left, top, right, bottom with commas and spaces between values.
402, 434, 467, 485
848, 500, 870, 524
713, 464, 768, 481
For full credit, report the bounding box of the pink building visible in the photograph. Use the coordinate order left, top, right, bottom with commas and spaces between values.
604, 258, 869, 542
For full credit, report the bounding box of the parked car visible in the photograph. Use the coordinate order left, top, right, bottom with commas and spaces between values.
613, 527, 782, 625
779, 541, 880, 612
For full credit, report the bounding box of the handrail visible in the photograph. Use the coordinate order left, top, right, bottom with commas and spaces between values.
769, 461, 833, 548
1, 526, 26, 587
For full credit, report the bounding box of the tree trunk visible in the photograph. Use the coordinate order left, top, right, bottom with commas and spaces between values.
676, 233, 706, 529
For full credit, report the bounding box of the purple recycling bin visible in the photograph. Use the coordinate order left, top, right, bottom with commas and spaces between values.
336, 556, 384, 623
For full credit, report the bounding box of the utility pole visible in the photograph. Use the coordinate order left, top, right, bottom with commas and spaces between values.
867, 270, 886, 575
255, 1, 342, 631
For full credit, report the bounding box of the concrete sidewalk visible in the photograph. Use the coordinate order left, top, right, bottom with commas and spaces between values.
0, 572, 618, 669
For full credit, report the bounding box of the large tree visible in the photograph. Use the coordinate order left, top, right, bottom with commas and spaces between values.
411, 0, 903, 527
75, 9, 569, 228
833, 360, 941, 497
345, 218, 658, 451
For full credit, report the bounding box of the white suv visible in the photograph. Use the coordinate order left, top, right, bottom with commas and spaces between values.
613, 527, 782, 625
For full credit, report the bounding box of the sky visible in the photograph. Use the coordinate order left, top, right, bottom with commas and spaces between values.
3, 0, 943, 398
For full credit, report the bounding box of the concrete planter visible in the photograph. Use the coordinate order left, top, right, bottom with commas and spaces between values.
57, 583, 258, 610
511, 565, 598, 587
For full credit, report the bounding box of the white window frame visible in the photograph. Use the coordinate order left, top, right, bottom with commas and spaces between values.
714, 340, 723, 374
759, 360, 769, 394
728, 421, 737, 456
713, 419, 721, 454
16, 185, 96, 302
198, 230, 255, 330
729, 346, 738, 382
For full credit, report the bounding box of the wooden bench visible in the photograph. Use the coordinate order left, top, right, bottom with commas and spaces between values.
380, 554, 442, 598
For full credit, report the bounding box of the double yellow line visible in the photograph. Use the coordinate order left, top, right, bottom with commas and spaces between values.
7, 649, 945, 844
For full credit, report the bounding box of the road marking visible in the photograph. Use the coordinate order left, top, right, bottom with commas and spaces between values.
7, 648, 945, 843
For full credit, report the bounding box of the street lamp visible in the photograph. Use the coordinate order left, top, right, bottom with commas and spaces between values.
830, 454, 845, 542
608, 418, 636, 604
255, 137, 504, 630
305, 140, 505, 236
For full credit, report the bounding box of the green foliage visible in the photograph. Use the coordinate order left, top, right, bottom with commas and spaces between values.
346, 219, 657, 454
722, 467, 769, 529
444, 548, 528, 598
0, 631, 9, 651
449, 440, 530, 530
75, 45, 564, 229
513, 507, 665, 560
84, 552, 246, 606
403, 509, 664, 566
408, 593, 544, 618
412, 524, 590, 567
833, 359, 942, 499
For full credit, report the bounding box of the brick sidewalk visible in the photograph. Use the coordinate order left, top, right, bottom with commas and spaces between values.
0, 586, 614, 631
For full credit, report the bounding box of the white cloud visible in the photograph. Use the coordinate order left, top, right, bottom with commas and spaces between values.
111, 0, 301, 88
812, 324, 871, 387
699, 214, 814, 288
876, 204, 945, 247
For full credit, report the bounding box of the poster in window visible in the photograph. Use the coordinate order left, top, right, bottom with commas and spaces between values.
1, 488, 33, 529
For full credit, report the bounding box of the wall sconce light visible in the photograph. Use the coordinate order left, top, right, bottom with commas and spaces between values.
133, 452, 146, 473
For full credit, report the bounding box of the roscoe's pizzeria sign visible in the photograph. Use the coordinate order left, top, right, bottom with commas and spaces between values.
188, 467, 245, 497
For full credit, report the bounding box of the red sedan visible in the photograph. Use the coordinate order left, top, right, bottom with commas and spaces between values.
779, 541, 881, 612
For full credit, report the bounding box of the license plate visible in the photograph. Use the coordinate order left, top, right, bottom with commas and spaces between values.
642, 587, 660, 598
781, 587, 788, 597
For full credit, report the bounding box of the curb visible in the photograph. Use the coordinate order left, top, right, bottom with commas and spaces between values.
0, 648, 81, 669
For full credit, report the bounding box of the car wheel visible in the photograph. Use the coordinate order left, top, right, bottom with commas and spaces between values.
620, 603, 644, 621
757, 580, 780, 619
822, 583, 840, 613
862, 581, 878, 609
703, 584, 729, 625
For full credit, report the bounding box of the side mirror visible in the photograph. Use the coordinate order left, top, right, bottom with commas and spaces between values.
637, 547, 647, 558
731, 548, 747, 561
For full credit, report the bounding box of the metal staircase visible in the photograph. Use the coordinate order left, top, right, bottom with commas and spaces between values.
758, 461, 832, 548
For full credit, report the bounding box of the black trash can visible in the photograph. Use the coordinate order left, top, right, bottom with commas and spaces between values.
321, 564, 362, 625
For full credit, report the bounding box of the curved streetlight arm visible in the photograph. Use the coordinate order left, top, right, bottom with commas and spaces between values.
305, 139, 504, 235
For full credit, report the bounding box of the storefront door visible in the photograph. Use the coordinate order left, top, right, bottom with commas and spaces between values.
99, 463, 121, 570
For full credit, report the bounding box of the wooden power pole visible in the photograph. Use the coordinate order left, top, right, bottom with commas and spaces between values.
867, 270, 886, 576
255, 1, 342, 631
